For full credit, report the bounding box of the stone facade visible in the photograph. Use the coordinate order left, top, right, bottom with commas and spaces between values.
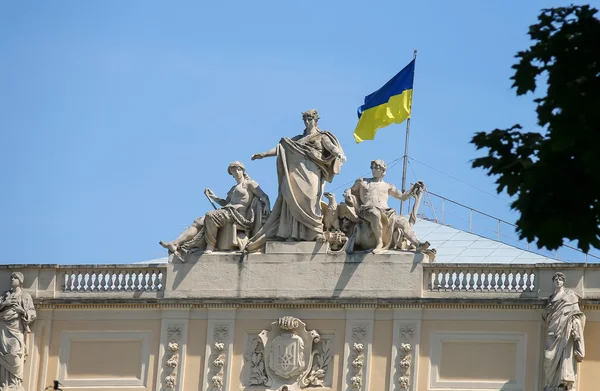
2, 248, 600, 391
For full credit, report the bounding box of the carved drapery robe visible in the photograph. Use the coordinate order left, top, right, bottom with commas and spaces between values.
246, 131, 344, 251
0, 290, 36, 390
182, 180, 267, 251
543, 289, 585, 390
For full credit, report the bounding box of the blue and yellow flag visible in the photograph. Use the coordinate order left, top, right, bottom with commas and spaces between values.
354, 60, 415, 143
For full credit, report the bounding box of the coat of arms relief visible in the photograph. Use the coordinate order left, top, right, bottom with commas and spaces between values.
245, 316, 332, 391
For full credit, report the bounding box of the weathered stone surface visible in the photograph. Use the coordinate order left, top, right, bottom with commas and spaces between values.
264, 241, 328, 254
164, 251, 427, 299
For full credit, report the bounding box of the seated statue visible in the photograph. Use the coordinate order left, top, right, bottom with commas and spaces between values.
342, 159, 430, 253
160, 161, 270, 260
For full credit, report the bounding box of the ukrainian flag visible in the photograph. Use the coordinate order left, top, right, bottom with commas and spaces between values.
354, 60, 415, 143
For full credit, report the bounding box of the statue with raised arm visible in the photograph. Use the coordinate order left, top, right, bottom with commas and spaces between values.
0, 272, 36, 391
245, 109, 345, 252
160, 161, 270, 259
345, 159, 430, 253
543, 272, 585, 391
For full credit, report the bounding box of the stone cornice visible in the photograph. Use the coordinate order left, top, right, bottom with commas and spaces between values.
34, 297, 551, 310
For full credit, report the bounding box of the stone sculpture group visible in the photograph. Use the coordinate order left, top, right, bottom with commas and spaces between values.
160, 109, 431, 259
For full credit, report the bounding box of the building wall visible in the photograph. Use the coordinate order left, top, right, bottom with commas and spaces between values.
26, 306, 600, 391
7, 259, 600, 390
578, 312, 600, 391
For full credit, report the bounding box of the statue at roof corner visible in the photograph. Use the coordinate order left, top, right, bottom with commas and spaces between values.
159, 161, 270, 261
244, 109, 346, 252
543, 272, 585, 391
338, 159, 432, 255
0, 272, 36, 391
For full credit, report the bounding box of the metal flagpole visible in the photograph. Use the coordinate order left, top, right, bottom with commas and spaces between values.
400, 49, 418, 215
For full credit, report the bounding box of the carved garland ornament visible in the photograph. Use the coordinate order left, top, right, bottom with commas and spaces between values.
164, 325, 182, 390
210, 326, 229, 390
350, 326, 366, 390
398, 327, 414, 390
245, 316, 329, 390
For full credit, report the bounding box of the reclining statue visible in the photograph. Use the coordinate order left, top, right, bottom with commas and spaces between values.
341, 159, 430, 253
160, 161, 270, 260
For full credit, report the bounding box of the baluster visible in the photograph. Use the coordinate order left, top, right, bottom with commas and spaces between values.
457, 271, 464, 290
63, 272, 70, 292
139, 271, 146, 290
436, 272, 443, 290
505, 271, 511, 291
140, 271, 147, 290
157, 271, 163, 291
515, 271, 522, 291
101, 271, 108, 291
530, 271, 536, 291
94, 271, 102, 291
522, 272, 530, 291
444, 270, 451, 290
117, 271, 124, 291
508, 271, 515, 291
137, 271, 144, 291
81, 272, 88, 291
90, 272, 97, 291
76, 272, 83, 291
451, 271, 458, 290
469, 270, 475, 291
70, 272, 77, 291
129, 272, 137, 291
150, 271, 157, 291
131, 271, 138, 291
110, 272, 117, 291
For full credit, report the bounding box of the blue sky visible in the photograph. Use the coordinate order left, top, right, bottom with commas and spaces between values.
2, 1, 597, 264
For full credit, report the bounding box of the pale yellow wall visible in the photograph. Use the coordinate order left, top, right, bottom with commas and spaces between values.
25, 307, 600, 391
369, 320, 393, 391
439, 341, 517, 381
578, 320, 600, 390
418, 319, 540, 391
46, 318, 161, 391
183, 320, 207, 391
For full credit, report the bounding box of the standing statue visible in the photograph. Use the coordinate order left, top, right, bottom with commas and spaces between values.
343, 159, 430, 253
160, 162, 270, 259
0, 272, 36, 391
543, 272, 585, 391
245, 109, 345, 252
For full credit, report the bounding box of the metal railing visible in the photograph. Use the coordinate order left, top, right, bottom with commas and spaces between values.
418, 190, 600, 264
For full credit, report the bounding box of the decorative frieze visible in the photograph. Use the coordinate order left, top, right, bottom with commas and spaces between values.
209, 326, 228, 390
303, 337, 332, 387
343, 316, 373, 391
245, 336, 269, 386
350, 327, 366, 390
389, 319, 420, 391
164, 324, 183, 390
397, 327, 413, 390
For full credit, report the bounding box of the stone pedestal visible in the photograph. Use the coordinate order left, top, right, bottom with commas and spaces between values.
264, 241, 328, 254
164, 249, 429, 300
